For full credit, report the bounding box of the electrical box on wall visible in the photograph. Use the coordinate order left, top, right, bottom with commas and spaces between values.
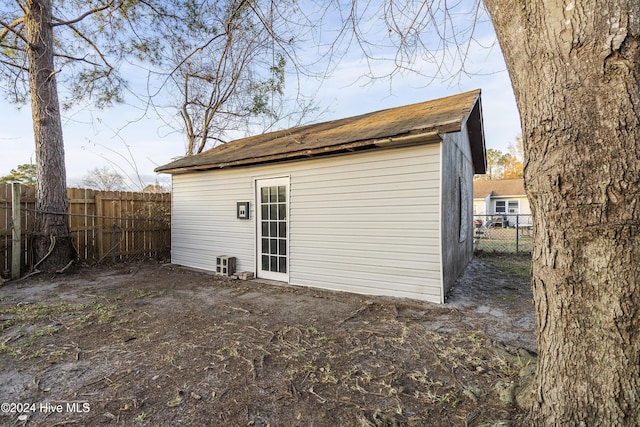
237, 202, 250, 219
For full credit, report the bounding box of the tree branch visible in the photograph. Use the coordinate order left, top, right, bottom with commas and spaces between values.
0, 56, 28, 72
154, 32, 228, 97
0, 17, 27, 44
54, 53, 103, 68
51, 0, 116, 27
64, 22, 115, 72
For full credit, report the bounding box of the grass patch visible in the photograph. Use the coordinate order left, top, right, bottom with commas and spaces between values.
134, 412, 149, 423
92, 303, 119, 324
31, 325, 60, 338
0, 343, 16, 355
47, 349, 68, 362
20, 348, 47, 360
129, 289, 164, 299
1, 302, 87, 327
0, 298, 132, 361
476, 253, 531, 278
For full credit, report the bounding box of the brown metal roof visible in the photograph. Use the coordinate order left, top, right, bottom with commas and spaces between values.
473, 178, 525, 198
156, 90, 486, 174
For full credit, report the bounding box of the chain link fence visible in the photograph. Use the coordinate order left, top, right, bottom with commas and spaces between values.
473, 214, 533, 254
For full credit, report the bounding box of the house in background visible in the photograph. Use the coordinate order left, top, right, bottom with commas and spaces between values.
473, 178, 531, 226
157, 90, 486, 304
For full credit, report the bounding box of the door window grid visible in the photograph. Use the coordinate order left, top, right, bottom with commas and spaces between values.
260, 185, 287, 274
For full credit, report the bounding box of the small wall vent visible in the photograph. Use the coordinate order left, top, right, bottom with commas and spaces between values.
216, 256, 236, 276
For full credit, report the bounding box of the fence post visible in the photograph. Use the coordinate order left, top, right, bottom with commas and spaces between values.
11, 182, 21, 280
515, 214, 520, 253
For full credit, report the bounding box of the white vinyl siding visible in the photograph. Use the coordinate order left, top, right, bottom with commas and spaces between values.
171, 173, 256, 272
170, 143, 443, 302
289, 146, 442, 302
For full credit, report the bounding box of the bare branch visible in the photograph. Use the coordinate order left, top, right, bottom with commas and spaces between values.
181, 73, 196, 155
0, 16, 27, 44
51, 0, 116, 27
151, 32, 228, 98
64, 22, 115, 72
0, 56, 28, 72
54, 53, 103, 68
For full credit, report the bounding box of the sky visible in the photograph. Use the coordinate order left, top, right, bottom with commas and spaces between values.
0, 2, 521, 190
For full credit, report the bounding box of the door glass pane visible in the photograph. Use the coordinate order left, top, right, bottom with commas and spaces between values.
258, 181, 288, 277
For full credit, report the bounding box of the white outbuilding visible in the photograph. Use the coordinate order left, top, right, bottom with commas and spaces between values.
156, 90, 486, 303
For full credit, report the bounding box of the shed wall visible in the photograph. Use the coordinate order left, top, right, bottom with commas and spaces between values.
171, 171, 255, 270
171, 144, 444, 302
440, 128, 475, 299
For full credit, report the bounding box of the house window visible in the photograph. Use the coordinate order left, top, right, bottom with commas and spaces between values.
495, 200, 519, 214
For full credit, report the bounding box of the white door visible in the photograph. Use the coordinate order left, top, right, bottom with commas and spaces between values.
256, 177, 289, 281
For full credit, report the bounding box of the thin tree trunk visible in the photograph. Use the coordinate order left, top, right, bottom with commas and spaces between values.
484, 0, 640, 424
26, 0, 76, 271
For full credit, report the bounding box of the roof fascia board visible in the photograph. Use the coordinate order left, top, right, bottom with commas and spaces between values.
161, 131, 442, 174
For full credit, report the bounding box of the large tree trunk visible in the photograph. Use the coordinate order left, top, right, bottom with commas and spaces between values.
26, 0, 76, 271
484, 0, 640, 424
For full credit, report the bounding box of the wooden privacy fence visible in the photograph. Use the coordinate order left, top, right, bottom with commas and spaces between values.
1, 185, 171, 276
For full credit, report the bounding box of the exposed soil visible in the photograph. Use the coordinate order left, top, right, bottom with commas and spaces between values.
0, 258, 535, 426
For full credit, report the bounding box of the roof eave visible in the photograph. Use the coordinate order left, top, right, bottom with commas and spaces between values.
157, 131, 442, 174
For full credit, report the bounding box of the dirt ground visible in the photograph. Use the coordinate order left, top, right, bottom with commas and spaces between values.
0, 257, 535, 427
